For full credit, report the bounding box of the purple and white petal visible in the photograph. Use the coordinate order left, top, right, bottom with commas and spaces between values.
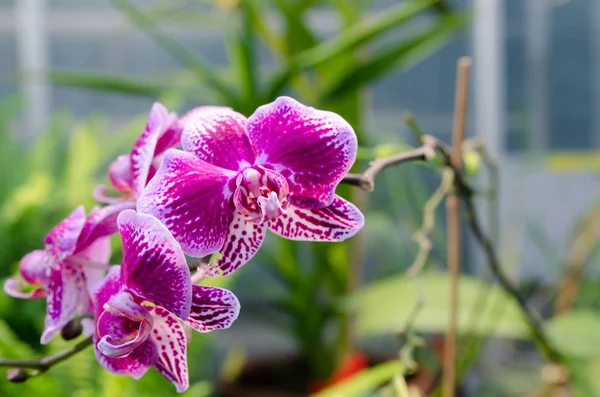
137, 149, 236, 258
267, 195, 364, 241
3, 278, 46, 299
155, 120, 182, 157
181, 107, 255, 172
108, 155, 134, 194
76, 202, 136, 252
185, 285, 240, 332
147, 306, 189, 393
95, 339, 157, 380
206, 213, 266, 276
44, 206, 86, 260
131, 103, 178, 197
247, 96, 357, 208
118, 210, 192, 320
41, 262, 89, 344
18, 249, 50, 286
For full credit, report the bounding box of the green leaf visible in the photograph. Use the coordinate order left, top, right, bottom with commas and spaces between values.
321, 13, 469, 100
47, 70, 168, 96
310, 361, 403, 397
349, 271, 529, 338
111, 0, 239, 104
546, 310, 600, 358
265, 0, 441, 98
229, 0, 258, 109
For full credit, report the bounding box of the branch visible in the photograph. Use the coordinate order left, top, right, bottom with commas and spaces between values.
341, 145, 436, 191
0, 337, 93, 374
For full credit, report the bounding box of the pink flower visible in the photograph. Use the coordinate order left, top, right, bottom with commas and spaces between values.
4, 202, 133, 343
137, 96, 364, 276
95, 103, 182, 203
94, 210, 239, 392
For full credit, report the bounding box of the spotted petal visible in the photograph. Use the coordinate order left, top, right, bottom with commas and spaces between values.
131, 103, 179, 197
137, 149, 236, 258
44, 206, 86, 260
206, 213, 266, 276
5, 250, 51, 299
41, 262, 89, 344
185, 285, 240, 332
247, 96, 357, 208
267, 195, 364, 241
118, 210, 192, 320
147, 306, 189, 393
181, 107, 256, 172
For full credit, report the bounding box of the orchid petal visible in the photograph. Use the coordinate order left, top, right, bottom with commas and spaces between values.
185, 285, 240, 332
147, 306, 189, 393
247, 96, 357, 208
41, 262, 89, 344
267, 195, 364, 241
19, 249, 50, 285
76, 202, 135, 252
108, 155, 134, 194
131, 103, 178, 197
44, 206, 86, 260
93, 184, 134, 204
137, 149, 236, 258
181, 107, 256, 172
206, 213, 266, 276
95, 339, 157, 380
118, 210, 192, 320
3, 278, 46, 299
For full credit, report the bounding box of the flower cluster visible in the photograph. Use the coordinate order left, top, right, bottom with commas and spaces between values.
3, 96, 364, 392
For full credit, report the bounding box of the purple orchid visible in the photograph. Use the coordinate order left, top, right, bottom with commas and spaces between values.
94, 210, 239, 392
4, 202, 133, 343
95, 102, 182, 203
137, 96, 364, 275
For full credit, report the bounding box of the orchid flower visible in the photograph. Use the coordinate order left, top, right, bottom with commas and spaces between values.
94, 210, 239, 392
137, 96, 364, 275
4, 202, 133, 343
95, 103, 182, 203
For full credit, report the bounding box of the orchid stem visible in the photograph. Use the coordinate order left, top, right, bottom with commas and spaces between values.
0, 337, 93, 373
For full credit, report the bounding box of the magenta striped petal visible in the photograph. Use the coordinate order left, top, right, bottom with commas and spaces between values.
44, 206, 86, 261
206, 213, 266, 276
118, 210, 192, 320
41, 262, 89, 344
147, 306, 189, 393
181, 107, 256, 172
131, 103, 179, 197
247, 96, 357, 208
267, 195, 364, 241
137, 149, 236, 258
185, 285, 240, 332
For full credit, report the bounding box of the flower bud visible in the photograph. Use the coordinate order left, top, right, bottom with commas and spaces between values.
6, 368, 28, 383
61, 318, 83, 341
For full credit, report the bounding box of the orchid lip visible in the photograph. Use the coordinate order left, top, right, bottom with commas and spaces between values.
233, 166, 289, 224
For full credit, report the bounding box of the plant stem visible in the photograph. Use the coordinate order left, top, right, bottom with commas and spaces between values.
0, 337, 93, 371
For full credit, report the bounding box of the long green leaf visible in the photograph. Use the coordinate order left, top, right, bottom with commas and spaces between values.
321, 13, 468, 100
265, 0, 441, 99
47, 70, 169, 96
230, 0, 257, 110
111, 0, 239, 104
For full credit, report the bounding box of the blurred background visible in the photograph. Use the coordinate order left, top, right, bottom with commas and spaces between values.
0, 0, 599, 396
